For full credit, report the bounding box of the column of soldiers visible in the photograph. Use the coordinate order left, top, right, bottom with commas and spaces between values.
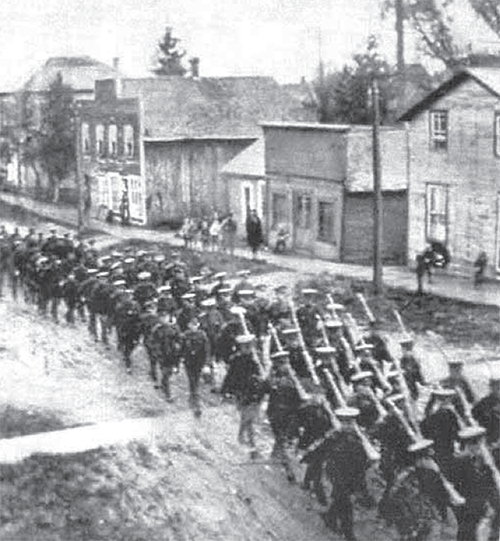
2, 224, 500, 540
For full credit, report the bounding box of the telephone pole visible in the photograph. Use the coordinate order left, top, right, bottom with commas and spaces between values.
372, 78, 383, 295
74, 104, 84, 235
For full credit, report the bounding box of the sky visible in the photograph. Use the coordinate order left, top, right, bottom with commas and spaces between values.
0, 0, 498, 89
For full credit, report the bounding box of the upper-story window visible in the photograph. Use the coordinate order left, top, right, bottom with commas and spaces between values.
124, 125, 134, 158
430, 110, 448, 150
96, 124, 105, 157
81, 123, 90, 154
108, 124, 117, 157
494, 113, 500, 157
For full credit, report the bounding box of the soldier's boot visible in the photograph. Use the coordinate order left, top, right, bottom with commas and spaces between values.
162, 374, 174, 403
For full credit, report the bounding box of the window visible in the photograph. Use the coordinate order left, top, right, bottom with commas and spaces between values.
495, 113, 500, 157
426, 183, 448, 243
108, 124, 117, 157
318, 201, 335, 243
430, 110, 448, 150
297, 194, 312, 229
272, 193, 287, 227
82, 123, 90, 154
123, 125, 134, 158
96, 124, 105, 157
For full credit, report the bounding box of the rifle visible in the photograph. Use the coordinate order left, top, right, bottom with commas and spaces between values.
230, 305, 266, 377
356, 292, 376, 324
321, 367, 380, 462
289, 299, 320, 386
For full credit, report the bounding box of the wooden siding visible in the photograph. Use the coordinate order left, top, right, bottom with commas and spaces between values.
144, 139, 253, 225
407, 77, 500, 270
343, 191, 408, 264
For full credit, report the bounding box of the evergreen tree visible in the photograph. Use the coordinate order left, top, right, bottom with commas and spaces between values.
153, 27, 187, 76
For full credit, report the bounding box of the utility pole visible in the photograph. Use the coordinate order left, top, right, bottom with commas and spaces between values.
372, 78, 383, 295
74, 104, 84, 235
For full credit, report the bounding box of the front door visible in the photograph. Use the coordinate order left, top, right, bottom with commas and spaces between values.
292, 191, 313, 251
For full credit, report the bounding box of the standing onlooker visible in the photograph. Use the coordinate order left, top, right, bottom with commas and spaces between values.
474, 251, 488, 287
209, 213, 221, 252
246, 209, 263, 259
200, 217, 210, 251
221, 212, 237, 257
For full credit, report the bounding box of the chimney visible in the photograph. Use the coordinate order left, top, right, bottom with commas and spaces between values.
113, 57, 120, 71
189, 57, 200, 79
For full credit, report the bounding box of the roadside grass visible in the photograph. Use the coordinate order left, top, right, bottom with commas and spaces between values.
0, 405, 67, 439
296, 272, 500, 348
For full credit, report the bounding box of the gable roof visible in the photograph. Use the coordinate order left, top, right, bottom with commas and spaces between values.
119, 76, 315, 139
399, 67, 500, 121
22, 56, 123, 93
220, 139, 264, 177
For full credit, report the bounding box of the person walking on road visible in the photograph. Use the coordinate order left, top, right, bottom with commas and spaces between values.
246, 209, 263, 260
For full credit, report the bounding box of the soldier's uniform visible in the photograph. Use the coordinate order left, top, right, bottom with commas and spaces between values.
296, 289, 322, 349
440, 359, 475, 416
181, 317, 210, 417
473, 377, 500, 466
421, 388, 460, 477
347, 371, 380, 430
450, 426, 499, 541
133, 271, 157, 308
321, 407, 371, 541
400, 337, 426, 400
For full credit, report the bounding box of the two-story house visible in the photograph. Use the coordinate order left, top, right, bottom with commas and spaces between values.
77, 73, 315, 225
400, 67, 500, 274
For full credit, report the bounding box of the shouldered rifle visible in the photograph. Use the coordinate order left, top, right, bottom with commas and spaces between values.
231, 305, 266, 377
289, 299, 320, 386
356, 292, 376, 324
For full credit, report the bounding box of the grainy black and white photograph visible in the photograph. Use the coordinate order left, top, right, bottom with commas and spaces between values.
1, 1, 500, 540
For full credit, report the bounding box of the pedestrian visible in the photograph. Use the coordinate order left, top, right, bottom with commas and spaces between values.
246, 209, 263, 259
474, 251, 488, 287
221, 212, 237, 256
209, 213, 221, 252
416, 253, 426, 295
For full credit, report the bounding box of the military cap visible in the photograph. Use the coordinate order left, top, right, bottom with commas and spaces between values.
237, 269, 251, 277
431, 387, 456, 398
324, 319, 343, 329
448, 359, 464, 366
124, 257, 135, 264
351, 370, 374, 383
111, 251, 123, 258
218, 287, 233, 295
458, 426, 486, 441
327, 302, 345, 311
236, 334, 255, 344
181, 292, 196, 300
191, 276, 204, 283
137, 271, 151, 280
400, 336, 414, 348
86, 268, 99, 276
355, 342, 374, 352
238, 289, 255, 297
302, 288, 319, 296
271, 350, 290, 362
315, 346, 337, 355
136, 250, 147, 257
100, 255, 112, 262
214, 271, 227, 280
110, 261, 122, 270
335, 407, 360, 419
97, 271, 109, 279
157, 285, 171, 293
153, 254, 166, 263
408, 439, 434, 453
281, 327, 300, 336
113, 280, 127, 287
201, 298, 217, 308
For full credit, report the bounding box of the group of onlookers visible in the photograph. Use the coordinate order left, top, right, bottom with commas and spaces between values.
180, 209, 264, 259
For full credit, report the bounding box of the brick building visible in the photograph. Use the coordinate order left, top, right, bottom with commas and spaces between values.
400, 67, 500, 274
222, 122, 409, 263
77, 74, 315, 225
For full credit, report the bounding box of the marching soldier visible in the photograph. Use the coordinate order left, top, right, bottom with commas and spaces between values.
321, 407, 373, 541
421, 387, 460, 477
180, 316, 210, 417
450, 425, 499, 541
399, 337, 426, 400
347, 371, 381, 430
472, 376, 500, 466
268, 285, 291, 330
296, 288, 323, 349
133, 271, 157, 309
441, 359, 476, 416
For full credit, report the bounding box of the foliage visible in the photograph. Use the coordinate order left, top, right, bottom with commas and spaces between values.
470, 0, 500, 37
382, 0, 461, 69
152, 26, 187, 76
314, 36, 395, 124
38, 73, 76, 202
